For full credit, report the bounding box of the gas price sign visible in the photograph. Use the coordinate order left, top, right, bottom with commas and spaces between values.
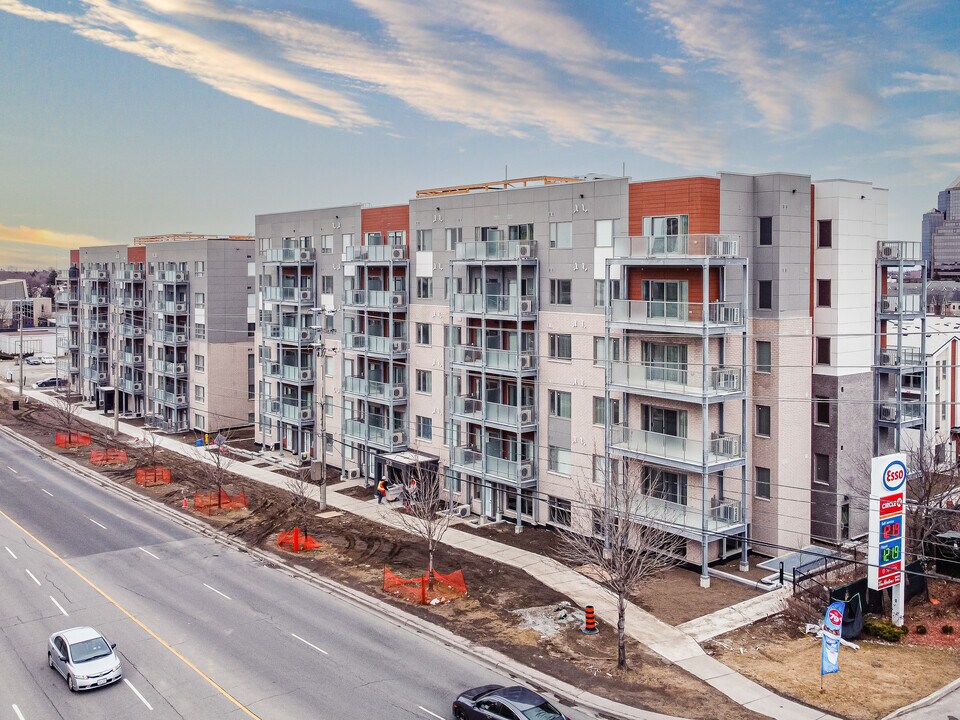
869, 454, 907, 591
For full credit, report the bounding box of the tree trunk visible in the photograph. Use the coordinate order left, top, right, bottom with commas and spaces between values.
427, 543, 435, 591
617, 591, 628, 670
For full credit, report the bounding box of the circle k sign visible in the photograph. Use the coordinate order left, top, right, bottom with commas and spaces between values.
828, 608, 843, 626
882, 460, 907, 492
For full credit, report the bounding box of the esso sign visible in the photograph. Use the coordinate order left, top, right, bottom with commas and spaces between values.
828, 608, 843, 626
882, 461, 907, 492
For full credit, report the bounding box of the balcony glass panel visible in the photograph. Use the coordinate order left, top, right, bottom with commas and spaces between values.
609, 426, 742, 466
455, 241, 535, 261
609, 362, 742, 396
450, 294, 536, 315
612, 234, 741, 258
610, 300, 743, 327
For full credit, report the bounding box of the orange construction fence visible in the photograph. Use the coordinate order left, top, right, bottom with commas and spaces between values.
90, 449, 128, 466
193, 489, 248, 515
383, 567, 467, 605
136, 466, 171, 486
55, 432, 91, 448
277, 528, 322, 553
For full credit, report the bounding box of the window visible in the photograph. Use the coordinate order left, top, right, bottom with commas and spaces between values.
548, 497, 572, 526
195, 413, 205, 430
593, 279, 619, 306
756, 341, 772, 373
756, 404, 771, 436
593, 336, 621, 363
416, 369, 432, 393
415, 323, 431, 345
814, 453, 830, 485
324, 313, 335, 332
445, 227, 462, 250
593, 397, 621, 425
416, 229, 432, 251
815, 397, 830, 425
595, 219, 614, 247
642, 405, 687, 436
194, 260, 205, 277
643, 342, 688, 383
195, 385, 205, 402
550, 279, 572, 305
320, 235, 333, 254
317, 275, 332, 294
642, 467, 687, 505
759, 217, 772, 246
816, 279, 831, 308
509, 223, 534, 241
593, 454, 605, 484
300, 235, 313, 248
387, 230, 405, 246
548, 333, 572, 360
758, 280, 772, 310
548, 446, 572, 475
816, 337, 831, 365
818, 219, 832, 248
416, 416, 433, 440
342, 233, 354, 247
325, 395, 333, 417
194, 354, 205, 372
194, 292, 205, 308
549, 222, 572, 249
755, 466, 771, 498
416, 277, 433, 299
194, 322, 206, 340
248, 384, 255, 400
549, 390, 572, 418
248, 322, 255, 338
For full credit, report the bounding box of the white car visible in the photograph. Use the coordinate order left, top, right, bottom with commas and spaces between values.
48, 626, 122, 691
40, 356, 56, 365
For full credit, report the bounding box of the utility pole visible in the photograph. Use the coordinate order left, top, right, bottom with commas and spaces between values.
312, 318, 337, 512
17, 305, 24, 399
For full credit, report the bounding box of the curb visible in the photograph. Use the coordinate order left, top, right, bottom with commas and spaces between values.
0, 422, 682, 720
882, 674, 960, 719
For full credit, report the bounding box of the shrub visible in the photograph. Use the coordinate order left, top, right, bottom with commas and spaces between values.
863, 616, 907, 643
916, 624, 928, 635
942, 625, 955, 635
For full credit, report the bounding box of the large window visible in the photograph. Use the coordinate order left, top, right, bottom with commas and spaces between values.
549, 390, 572, 418
759, 217, 772, 246
320, 235, 334, 254
642, 214, 688, 253
755, 466, 771, 498
416, 369, 432, 393
549, 279, 572, 305
548, 497, 572, 526
593, 336, 621, 363
509, 224, 534, 241
814, 453, 830, 485
758, 280, 773, 310
815, 397, 830, 425
548, 333, 572, 360
594, 279, 621, 306
641, 279, 687, 318
756, 341, 772, 373
416, 277, 433, 299
642, 467, 687, 505
194, 354, 205, 372
416, 229, 432, 251
816, 279, 831, 308
817, 219, 832, 248
549, 222, 572, 249
642, 342, 688, 384
321, 275, 334, 294
756, 404, 771, 436
641, 405, 686, 436
548, 446, 572, 475
592, 397, 621, 425
816, 337, 831, 365
416, 323, 431, 345
416, 416, 433, 440
445, 227, 462, 250
595, 219, 614, 247
195, 385, 205, 402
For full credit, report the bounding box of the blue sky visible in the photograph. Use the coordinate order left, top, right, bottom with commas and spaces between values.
0, 0, 957, 269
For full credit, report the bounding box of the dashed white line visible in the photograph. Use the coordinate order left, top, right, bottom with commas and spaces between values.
49, 596, 68, 617
202, 583, 231, 600
138, 547, 160, 560
291, 633, 328, 655
41, 489, 53, 497
88, 518, 107, 530
25, 569, 41, 586
4, 546, 16, 559
418, 707, 445, 720
124, 679, 153, 710
12, 704, 25, 720
7, 466, 17, 474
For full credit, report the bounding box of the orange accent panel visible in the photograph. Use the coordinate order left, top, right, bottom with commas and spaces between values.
127, 246, 146, 263
628, 178, 720, 236
809, 185, 815, 318
626, 267, 721, 303
361, 205, 409, 243
70, 249, 79, 263
953, 339, 957, 430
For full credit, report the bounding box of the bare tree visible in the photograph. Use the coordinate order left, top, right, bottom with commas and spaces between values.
0, 302, 8, 330
558, 461, 684, 671
131, 430, 164, 469
195, 417, 236, 508
50, 394, 80, 438
903, 439, 960, 563
394, 460, 452, 590
285, 460, 315, 537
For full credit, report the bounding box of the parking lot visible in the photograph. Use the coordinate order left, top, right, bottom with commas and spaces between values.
0, 357, 64, 391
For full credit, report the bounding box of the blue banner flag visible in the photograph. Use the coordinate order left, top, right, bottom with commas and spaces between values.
821, 600, 845, 676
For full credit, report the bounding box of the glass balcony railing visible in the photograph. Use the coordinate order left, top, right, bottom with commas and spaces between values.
154, 359, 187, 377
155, 329, 188, 345
610, 300, 743, 328
609, 362, 742, 397
114, 268, 145, 282
451, 396, 535, 426
612, 234, 741, 259
877, 242, 921, 261
262, 323, 316, 344
121, 351, 145, 367
120, 323, 145, 338
450, 294, 536, 316
82, 294, 110, 306
449, 447, 534, 484
262, 286, 314, 304
878, 402, 923, 423
878, 347, 924, 367
344, 245, 407, 262
154, 300, 189, 314
879, 294, 921, 314
263, 362, 314, 383
343, 376, 407, 402
343, 419, 406, 449
609, 426, 742, 467
263, 247, 315, 264
342, 289, 407, 310
455, 241, 536, 262
450, 345, 537, 373
281, 399, 314, 422
156, 269, 189, 283
343, 333, 408, 356
632, 494, 744, 535
153, 388, 188, 407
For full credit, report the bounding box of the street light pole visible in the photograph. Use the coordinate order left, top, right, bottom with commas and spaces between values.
312, 324, 337, 512
113, 301, 120, 437
18, 307, 24, 399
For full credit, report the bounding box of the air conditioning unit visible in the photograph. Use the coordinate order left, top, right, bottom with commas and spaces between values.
881, 298, 898, 313
133, 382, 143, 392
391, 293, 405, 307
719, 306, 741, 324
345, 467, 361, 480
518, 244, 533, 258
716, 370, 739, 390
880, 351, 896, 366
132, 300, 143, 309
97, 271, 107, 280
881, 244, 900, 259
520, 408, 534, 424
132, 272, 143, 280
392, 340, 407, 353
173, 303, 185, 312
97, 296, 108, 304
300, 409, 312, 420
134, 327, 144, 337
300, 329, 312, 341
463, 348, 482, 363
96, 347, 107, 356
175, 272, 186, 282
519, 463, 534, 480
301, 452, 310, 462
176, 395, 187, 405
391, 385, 405, 400
391, 247, 405, 261
96, 322, 108, 331
300, 369, 311, 381
175, 333, 187, 343
392, 432, 405, 445
880, 406, 898, 421
175, 363, 186, 374
98, 372, 108, 382
519, 299, 534, 314
299, 249, 314, 262
519, 354, 535, 370
133, 355, 143, 363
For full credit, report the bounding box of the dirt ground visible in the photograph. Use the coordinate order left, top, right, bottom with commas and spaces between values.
0, 394, 764, 720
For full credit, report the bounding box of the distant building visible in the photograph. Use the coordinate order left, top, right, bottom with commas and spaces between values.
926, 176, 960, 279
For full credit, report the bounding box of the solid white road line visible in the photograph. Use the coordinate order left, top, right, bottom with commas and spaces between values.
4, 546, 16, 559
418, 707, 445, 720
124, 679, 153, 710
138, 547, 160, 560
25, 569, 41, 586
49, 596, 68, 617
88, 518, 107, 530
291, 633, 328, 655
202, 583, 231, 600
7, 467, 17, 474
41, 489, 53, 497
12, 704, 25, 720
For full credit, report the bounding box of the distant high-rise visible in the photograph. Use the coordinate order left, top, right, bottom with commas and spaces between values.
925, 176, 960, 279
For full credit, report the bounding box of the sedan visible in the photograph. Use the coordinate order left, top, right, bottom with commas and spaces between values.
453, 685, 567, 720
40, 356, 56, 364
48, 626, 122, 691
24, 356, 42, 365
33, 377, 68, 389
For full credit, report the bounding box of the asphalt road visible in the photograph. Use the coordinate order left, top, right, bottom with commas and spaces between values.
0, 430, 590, 720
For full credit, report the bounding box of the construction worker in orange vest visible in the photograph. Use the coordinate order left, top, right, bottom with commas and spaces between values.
376, 479, 386, 504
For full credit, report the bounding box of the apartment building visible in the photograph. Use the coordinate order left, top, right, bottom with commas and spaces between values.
924, 176, 960, 279
58, 236, 256, 433
255, 171, 913, 578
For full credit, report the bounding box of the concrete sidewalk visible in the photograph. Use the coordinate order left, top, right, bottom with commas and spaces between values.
17, 389, 836, 720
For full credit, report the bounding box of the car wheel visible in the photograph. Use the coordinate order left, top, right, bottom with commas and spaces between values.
453, 709, 466, 720
47, 652, 53, 669
68, 674, 77, 692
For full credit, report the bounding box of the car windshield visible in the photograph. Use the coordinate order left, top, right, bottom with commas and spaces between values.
70, 637, 111, 663
522, 703, 563, 720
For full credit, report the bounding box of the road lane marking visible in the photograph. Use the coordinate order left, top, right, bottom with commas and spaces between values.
203, 583, 231, 600
49, 596, 68, 616
138, 547, 160, 560
25, 569, 41, 586
12, 704, 25, 720
7, 467, 17, 474
291, 633, 328, 655
41, 489, 53, 497
124, 679, 153, 710
418, 707, 444, 720
4, 546, 16, 559
0, 506, 260, 719
88, 518, 107, 530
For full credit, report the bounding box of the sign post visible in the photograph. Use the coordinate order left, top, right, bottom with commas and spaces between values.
868, 453, 907, 626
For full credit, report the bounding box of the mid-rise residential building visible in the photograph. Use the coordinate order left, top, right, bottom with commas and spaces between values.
925, 176, 960, 279
59, 236, 256, 432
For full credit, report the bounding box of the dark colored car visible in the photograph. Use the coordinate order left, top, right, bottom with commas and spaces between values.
32, 377, 69, 389
453, 685, 567, 720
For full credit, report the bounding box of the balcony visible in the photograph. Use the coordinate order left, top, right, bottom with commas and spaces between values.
144, 415, 189, 433
119, 296, 146, 310
155, 329, 189, 346
82, 294, 110, 307
55, 291, 78, 305
609, 426, 743, 472
263, 362, 314, 384
154, 359, 188, 378
609, 362, 743, 402
450, 345, 537, 374
450, 294, 537, 317
154, 300, 189, 315
449, 447, 536, 486
263, 323, 316, 345
263, 247, 316, 264
121, 352, 145, 368
55, 312, 78, 327
81, 269, 109, 281
153, 388, 189, 407
156, 269, 189, 283
82, 343, 109, 358
262, 398, 314, 424
451, 396, 536, 428
454, 241, 536, 262
612, 234, 741, 260
344, 245, 407, 263
343, 333, 408, 357
610, 300, 744, 333
262, 285, 314, 305
878, 294, 922, 316
119, 323, 145, 338
632, 495, 745, 540
877, 241, 921, 262
343, 418, 406, 451
343, 376, 407, 403
114, 269, 145, 282
56, 333, 79, 351
342, 289, 407, 311
119, 378, 144, 394
83, 317, 109, 332
57, 358, 78, 375
878, 347, 924, 369
878, 402, 923, 425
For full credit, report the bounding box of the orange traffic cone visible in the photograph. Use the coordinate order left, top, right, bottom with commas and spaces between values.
182, 493, 188, 509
